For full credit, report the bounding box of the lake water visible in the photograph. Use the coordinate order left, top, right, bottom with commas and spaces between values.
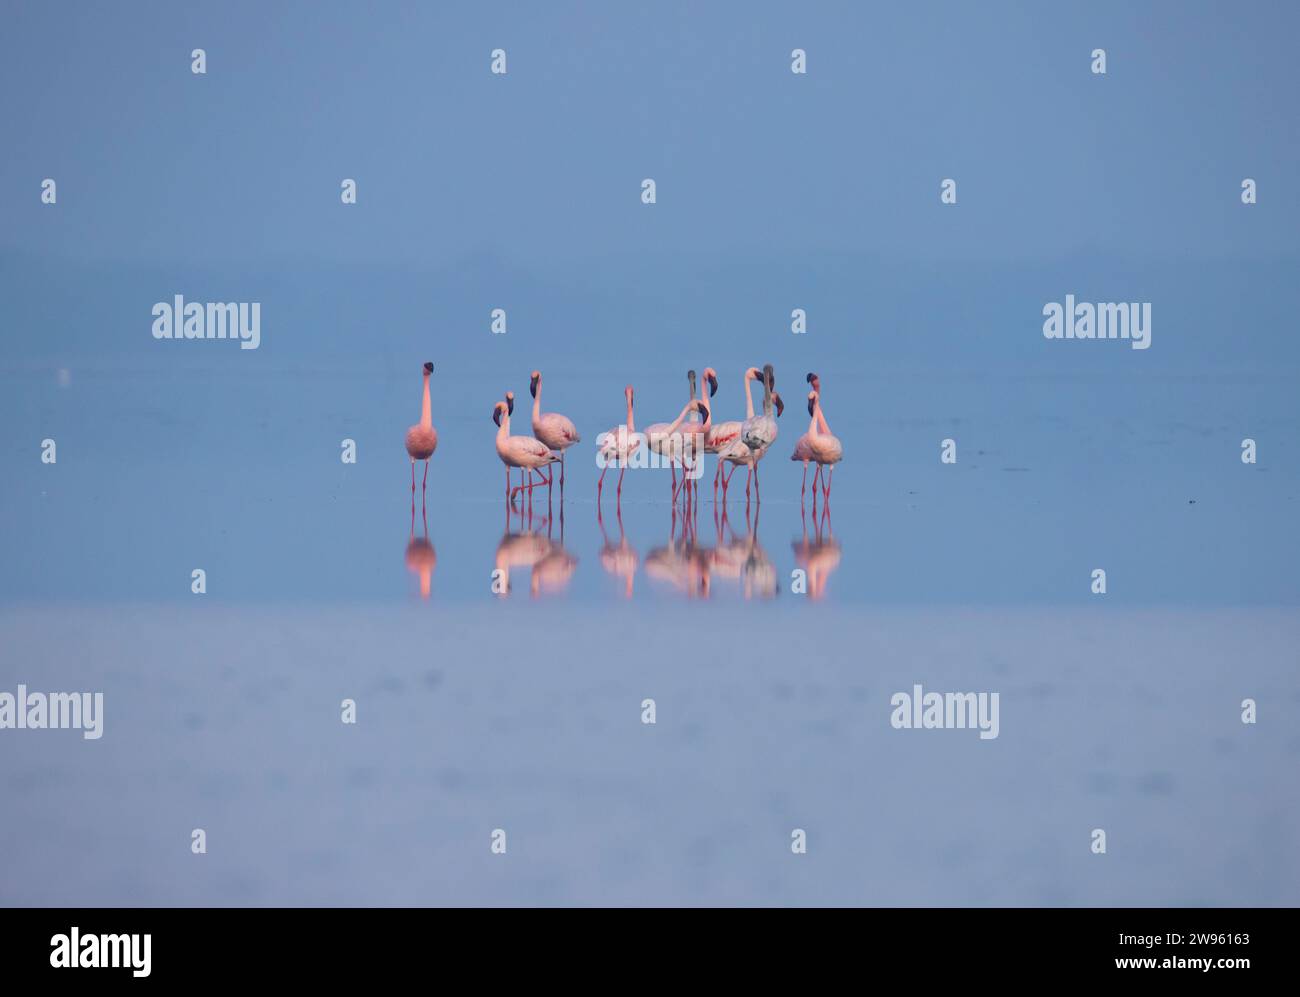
2, 363, 1297, 905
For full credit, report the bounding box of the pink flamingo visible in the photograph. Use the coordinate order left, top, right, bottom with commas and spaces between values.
707, 366, 761, 500
404, 361, 439, 495
805, 390, 843, 501
530, 370, 580, 491
596, 385, 639, 503
647, 370, 695, 497
494, 391, 560, 504
791, 371, 832, 499
646, 398, 710, 502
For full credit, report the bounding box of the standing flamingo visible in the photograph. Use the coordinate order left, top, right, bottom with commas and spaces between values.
733, 364, 783, 502
494, 391, 560, 504
404, 361, 439, 495
792, 371, 832, 499
646, 398, 709, 501
707, 366, 760, 499
647, 370, 696, 497
530, 370, 580, 492
805, 390, 843, 501
596, 385, 639, 503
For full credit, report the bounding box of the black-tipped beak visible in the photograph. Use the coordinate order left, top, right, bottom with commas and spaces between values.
424, 361, 434, 374
807, 396, 816, 417
493, 407, 502, 427
805, 371, 815, 385
774, 393, 784, 417
707, 373, 718, 397
506, 394, 515, 416
529, 374, 538, 398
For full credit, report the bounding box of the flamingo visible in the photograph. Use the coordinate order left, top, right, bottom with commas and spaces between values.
805, 389, 843, 501
404, 361, 439, 495
596, 385, 640, 503
647, 370, 696, 496
530, 370, 580, 492
646, 388, 709, 501
792, 371, 832, 499
494, 391, 560, 504
707, 366, 760, 499
726, 365, 783, 502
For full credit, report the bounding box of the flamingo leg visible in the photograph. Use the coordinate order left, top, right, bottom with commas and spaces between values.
411, 459, 416, 494
422, 459, 429, 494
801, 462, 808, 501
753, 462, 761, 503
617, 465, 626, 501
598, 465, 607, 502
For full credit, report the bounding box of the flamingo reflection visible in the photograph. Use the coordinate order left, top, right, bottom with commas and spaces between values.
792, 501, 841, 600
405, 499, 437, 599
597, 502, 639, 598
494, 498, 578, 598
645, 498, 711, 598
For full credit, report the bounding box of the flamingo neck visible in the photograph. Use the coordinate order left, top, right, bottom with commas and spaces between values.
743, 373, 756, 419
497, 411, 510, 440
532, 382, 542, 422
420, 374, 432, 428
625, 394, 635, 433
666, 400, 695, 434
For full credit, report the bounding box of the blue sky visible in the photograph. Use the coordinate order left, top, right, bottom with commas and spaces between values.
2, 0, 1297, 270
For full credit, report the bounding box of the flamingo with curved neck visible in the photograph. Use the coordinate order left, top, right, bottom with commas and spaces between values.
495, 391, 560, 505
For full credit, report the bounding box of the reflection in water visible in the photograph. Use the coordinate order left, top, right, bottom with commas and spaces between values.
645, 501, 711, 598
404, 499, 437, 598
597, 503, 638, 598
792, 499, 841, 600
405, 469, 842, 603
493, 492, 578, 598
714, 503, 778, 600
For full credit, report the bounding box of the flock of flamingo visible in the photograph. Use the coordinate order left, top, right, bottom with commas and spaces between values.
405, 361, 844, 507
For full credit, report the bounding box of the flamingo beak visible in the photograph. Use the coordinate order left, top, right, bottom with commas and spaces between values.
774, 393, 785, 417
424, 361, 434, 374
805, 371, 816, 385
708, 372, 718, 397
506, 393, 515, 416
529, 374, 538, 398
493, 406, 502, 426
807, 395, 816, 417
